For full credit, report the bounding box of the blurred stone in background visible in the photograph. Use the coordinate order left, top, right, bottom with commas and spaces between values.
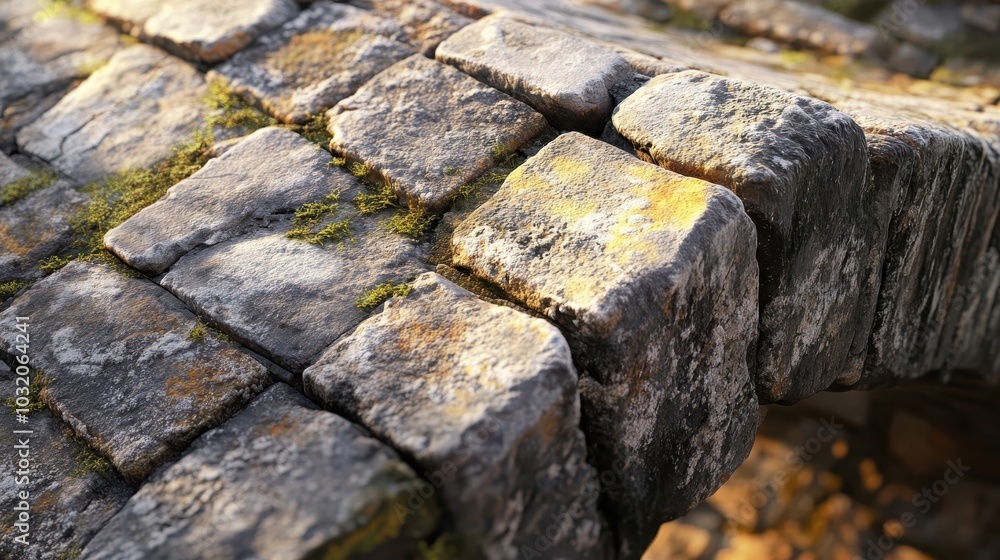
643, 379, 1000, 560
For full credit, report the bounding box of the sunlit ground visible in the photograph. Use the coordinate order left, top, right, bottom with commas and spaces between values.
644, 382, 1000, 560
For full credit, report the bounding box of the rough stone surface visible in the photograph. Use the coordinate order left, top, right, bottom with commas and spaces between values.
105, 127, 351, 275
0, 371, 132, 559
613, 70, 875, 404
451, 132, 761, 558
0, 261, 271, 485
720, 0, 890, 57
88, 0, 300, 63
160, 212, 429, 374
436, 16, 633, 131
834, 100, 1000, 386
350, 0, 474, 56
81, 383, 441, 560
0, 157, 87, 283
208, 2, 414, 124
304, 272, 603, 559
0, 0, 123, 151
16, 44, 208, 184
326, 54, 549, 211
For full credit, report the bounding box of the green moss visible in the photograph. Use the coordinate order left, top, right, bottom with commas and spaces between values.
443, 166, 462, 177
386, 208, 434, 239
39, 254, 72, 275
330, 157, 347, 168
188, 318, 209, 343
0, 280, 29, 301
353, 182, 397, 215
281, 113, 332, 146
204, 81, 277, 132
356, 281, 411, 310
491, 141, 512, 165
64, 428, 112, 479
67, 129, 214, 268
56, 542, 82, 560
5, 373, 52, 416
286, 191, 354, 246
309, 218, 354, 245
1, 167, 58, 206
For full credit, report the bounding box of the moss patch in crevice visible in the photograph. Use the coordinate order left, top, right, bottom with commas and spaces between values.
0, 280, 29, 302
286, 190, 355, 246
4, 372, 53, 417
1, 167, 58, 206
356, 281, 412, 310
281, 112, 332, 147
204, 81, 277, 132
65, 129, 214, 273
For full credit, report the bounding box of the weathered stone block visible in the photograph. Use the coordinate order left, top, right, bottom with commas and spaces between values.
451, 132, 760, 558
349, 0, 473, 56
208, 2, 414, 124
88, 0, 299, 63
613, 70, 874, 404
436, 16, 633, 132
105, 126, 351, 275
160, 215, 428, 374
0, 369, 132, 559
720, 0, 890, 57
16, 44, 208, 184
304, 272, 603, 559
0, 261, 271, 484
81, 383, 440, 560
836, 100, 1000, 385
326, 54, 549, 211
0, 0, 123, 150
0, 156, 87, 283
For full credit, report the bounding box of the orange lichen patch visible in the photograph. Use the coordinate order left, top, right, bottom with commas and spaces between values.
0, 221, 42, 257
393, 319, 465, 356
164, 363, 231, 409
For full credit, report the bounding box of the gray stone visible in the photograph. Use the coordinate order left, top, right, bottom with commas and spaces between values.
326, 54, 549, 211
613, 70, 875, 404
81, 383, 441, 560
160, 214, 429, 374
0, 0, 123, 150
304, 272, 603, 559
436, 16, 633, 132
451, 132, 760, 558
88, 0, 299, 63
0, 261, 271, 484
16, 44, 208, 184
886, 42, 939, 79
961, 3, 1000, 33
834, 100, 999, 387
720, 0, 890, 57
0, 157, 87, 282
208, 2, 414, 124
105, 126, 350, 275
0, 375, 132, 559
349, 0, 474, 56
